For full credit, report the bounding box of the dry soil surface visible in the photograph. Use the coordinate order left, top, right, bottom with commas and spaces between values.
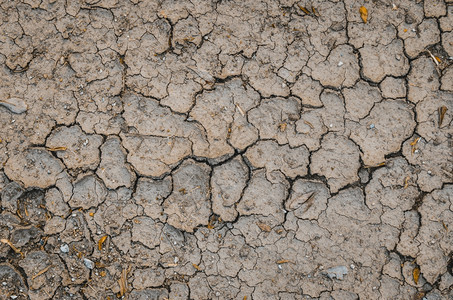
0, 0, 453, 299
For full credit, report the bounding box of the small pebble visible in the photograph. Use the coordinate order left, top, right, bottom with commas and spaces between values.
370, 124, 375, 129
10, 296, 18, 299
60, 244, 69, 253
338, 61, 344, 67
83, 258, 95, 270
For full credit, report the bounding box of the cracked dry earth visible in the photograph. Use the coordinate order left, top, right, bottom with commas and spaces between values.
0, 1, 453, 300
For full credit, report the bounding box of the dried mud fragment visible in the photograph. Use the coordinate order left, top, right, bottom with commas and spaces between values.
0, 263, 28, 298
311, 133, 360, 193
18, 251, 69, 300
122, 134, 192, 177
245, 140, 309, 178
309, 44, 360, 88
163, 160, 211, 232
416, 185, 453, 284
4, 149, 64, 189
211, 156, 248, 222
69, 175, 107, 210
348, 100, 416, 166
359, 39, 409, 83
399, 19, 440, 59
295, 109, 328, 151
236, 170, 289, 224
131, 217, 164, 249
248, 97, 302, 146
0, 98, 27, 114
380, 77, 407, 99
343, 81, 382, 121
414, 91, 452, 143
291, 74, 323, 107
365, 157, 419, 228
97, 136, 136, 189
402, 136, 452, 192
46, 125, 103, 170
407, 57, 440, 104
286, 179, 330, 220
190, 79, 260, 158
133, 176, 172, 222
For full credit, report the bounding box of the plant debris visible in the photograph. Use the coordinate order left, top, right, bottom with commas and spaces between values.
410, 137, 421, 154
359, 6, 368, 23
46, 147, 67, 151
277, 259, 290, 264
98, 235, 108, 251
297, 4, 311, 15
0, 239, 23, 257
117, 267, 129, 298
404, 176, 410, 189
413, 266, 420, 284
256, 222, 271, 232
32, 265, 52, 280
438, 106, 447, 127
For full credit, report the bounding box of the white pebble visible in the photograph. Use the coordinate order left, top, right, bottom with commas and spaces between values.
60, 244, 69, 253
83, 258, 95, 270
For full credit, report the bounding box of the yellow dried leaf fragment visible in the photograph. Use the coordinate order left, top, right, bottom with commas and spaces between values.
46, 147, 67, 152
277, 259, 290, 264
279, 122, 287, 132
192, 263, 201, 271
98, 235, 107, 251
413, 267, 420, 284
359, 6, 368, 23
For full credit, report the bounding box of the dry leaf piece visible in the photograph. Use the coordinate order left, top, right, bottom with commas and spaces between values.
192, 263, 201, 271
46, 147, 67, 152
256, 222, 271, 232
438, 106, 447, 128
277, 259, 290, 264
98, 235, 108, 251
298, 4, 311, 15
0, 98, 28, 114
117, 267, 128, 297
279, 123, 287, 132
403, 176, 410, 189
413, 267, 420, 284
359, 6, 368, 23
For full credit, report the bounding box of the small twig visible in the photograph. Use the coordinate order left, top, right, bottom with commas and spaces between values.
32, 265, 52, 280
